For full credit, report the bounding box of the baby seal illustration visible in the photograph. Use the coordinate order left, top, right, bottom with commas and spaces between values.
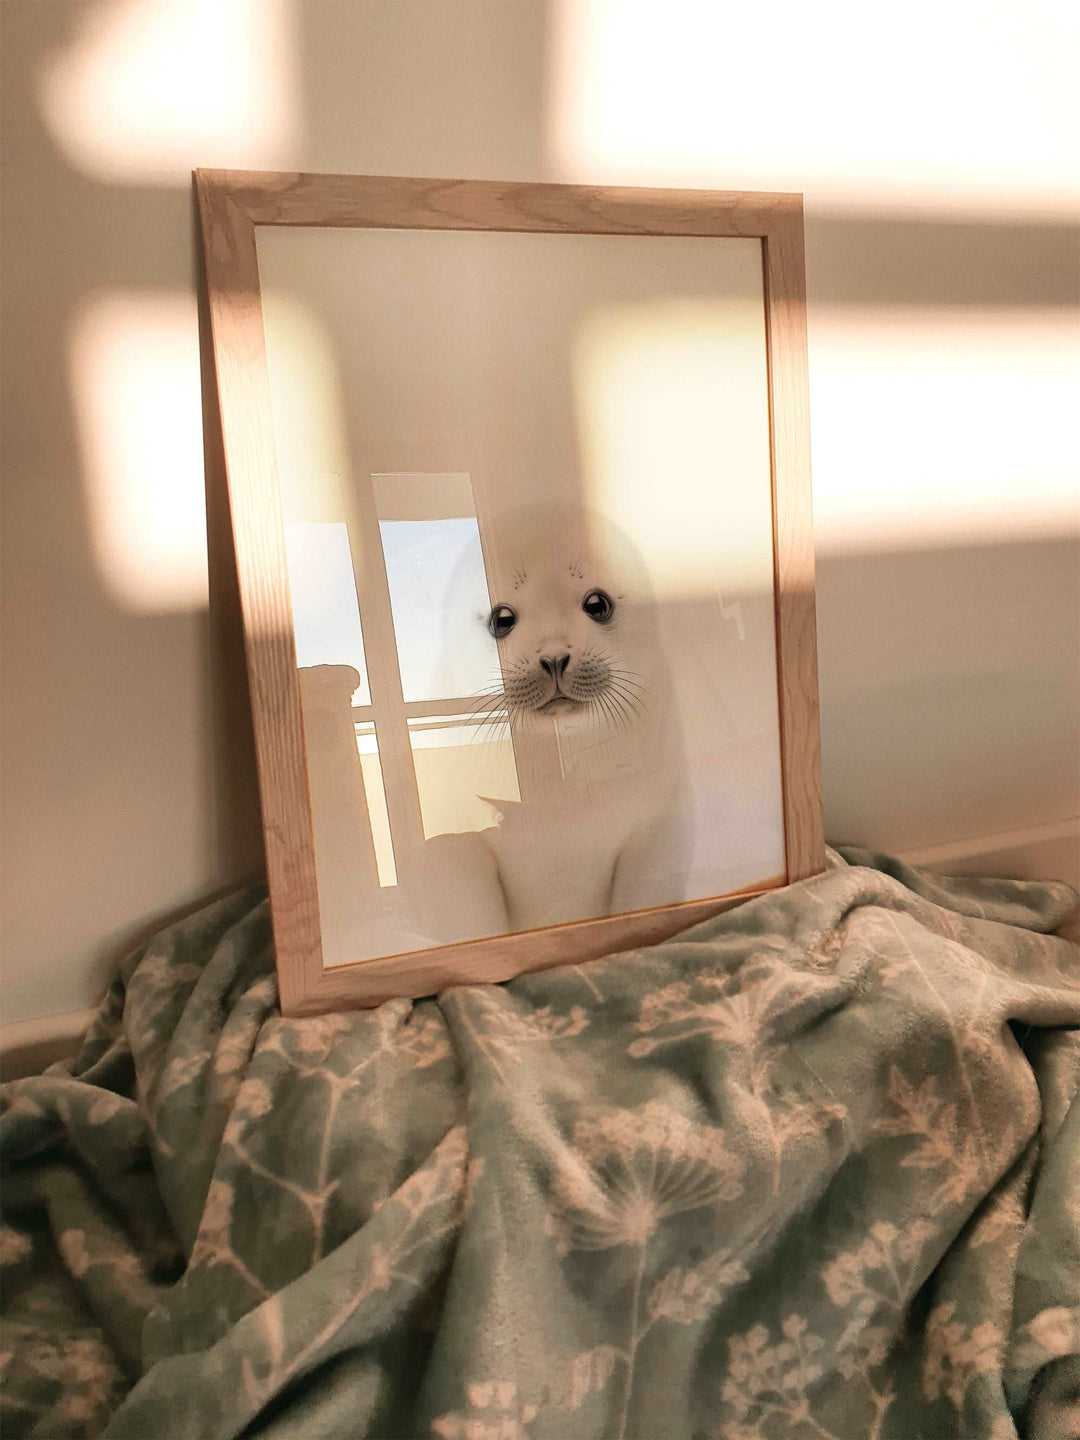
483, 510, 651, 730
398, 503, 691, 942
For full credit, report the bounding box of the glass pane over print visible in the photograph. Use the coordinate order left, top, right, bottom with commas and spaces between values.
253, 225, 791, 973
408, 714, 519, 841
355, 724, 397, 887
284, 521, 370, 706
373, 473, 498, 705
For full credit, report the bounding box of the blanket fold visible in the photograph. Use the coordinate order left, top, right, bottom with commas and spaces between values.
2, 854, 1077, 1440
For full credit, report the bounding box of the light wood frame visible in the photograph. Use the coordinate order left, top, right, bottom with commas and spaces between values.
195, 170, 823, 1017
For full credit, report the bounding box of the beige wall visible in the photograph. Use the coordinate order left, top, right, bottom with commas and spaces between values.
2, 0, 1077, 1030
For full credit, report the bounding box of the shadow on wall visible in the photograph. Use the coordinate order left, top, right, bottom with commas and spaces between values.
0, 0, 271, 1021
0, 0, 552, 1023
0, 0, 1077, 1027
817, 537, 1080, 863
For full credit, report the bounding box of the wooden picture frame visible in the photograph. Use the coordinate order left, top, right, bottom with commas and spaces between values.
196, 170, 823, 1017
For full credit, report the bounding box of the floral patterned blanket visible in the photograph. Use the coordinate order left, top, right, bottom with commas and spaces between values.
2, 850, 1078, 1440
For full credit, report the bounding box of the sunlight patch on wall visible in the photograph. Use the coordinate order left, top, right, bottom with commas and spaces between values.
547, 0, 1079, 217
70, 292, 209, 611
38, 0, 298, 184
809, 306, 1080, 552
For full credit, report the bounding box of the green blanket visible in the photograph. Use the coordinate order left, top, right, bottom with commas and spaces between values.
2, 852, 1078, 1439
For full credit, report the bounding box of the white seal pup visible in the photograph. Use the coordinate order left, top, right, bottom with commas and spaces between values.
397, 503, 691, 942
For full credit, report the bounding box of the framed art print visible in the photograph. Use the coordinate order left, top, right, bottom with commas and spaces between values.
196, 171, 824, 1016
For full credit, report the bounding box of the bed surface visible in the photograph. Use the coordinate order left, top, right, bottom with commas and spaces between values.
2, 849, 1078, 1439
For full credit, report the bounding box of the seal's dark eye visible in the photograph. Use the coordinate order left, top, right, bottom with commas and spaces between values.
488, 604, 517, 639
582, 588, 615, 624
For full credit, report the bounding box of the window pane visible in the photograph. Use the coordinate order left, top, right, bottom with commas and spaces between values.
284, 521, 370, 705
408, 715, 519, 840
379, 516, 498, 703
355, 723, 397, 886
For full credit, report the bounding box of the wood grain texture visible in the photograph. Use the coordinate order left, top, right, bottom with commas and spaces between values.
764, 200, 825, 881
195, 175, 324, 1011
195, 169, 824, 1016
196, 170, 801, 238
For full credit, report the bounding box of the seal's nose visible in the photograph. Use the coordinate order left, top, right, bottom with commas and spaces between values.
539, 653, 571, 683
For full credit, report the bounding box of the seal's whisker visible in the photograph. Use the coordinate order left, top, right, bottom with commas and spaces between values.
467, 706, 504, 727
589, 696, 612, 742
597, 687, 625, 736
465, 716, 512, 748
594, 689, 616, 735
609, 669, 647, 692
612, 693, 636, 737
610, 690, 647, 716
607, 673, 649, 706
614, 682, 643, 727
607, 681, 649, 720
467, 693, 509, 719
480, 715, 512, 749
611, 690, 637, 735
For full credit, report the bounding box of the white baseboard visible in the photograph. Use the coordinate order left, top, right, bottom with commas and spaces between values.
897, 817, 1079, 888
3, 819, 1076, 1081
0, 1006, 100, 1083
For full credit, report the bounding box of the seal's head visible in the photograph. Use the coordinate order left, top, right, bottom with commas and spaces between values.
480, 503, 658, 733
